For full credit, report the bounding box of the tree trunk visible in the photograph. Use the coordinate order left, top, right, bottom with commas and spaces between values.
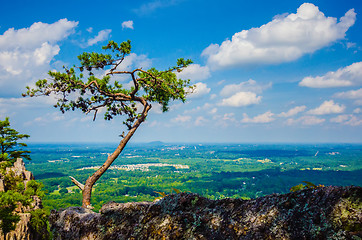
81, 103, 151, 208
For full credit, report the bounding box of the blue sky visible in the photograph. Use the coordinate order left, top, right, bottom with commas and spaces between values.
0, 0, 361, 143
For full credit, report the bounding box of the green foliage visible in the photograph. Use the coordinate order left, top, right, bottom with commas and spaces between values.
59, 188, 68, 194
29, 208, 50, 239
25, 143, 361, 212
0, 117, 30, 165
0, 190, 28, 235
290, 181, 325, 192
0, 175, 47, 236
0, 118, 48, 236
24, 40, 193, 128
24, 180, 46, 199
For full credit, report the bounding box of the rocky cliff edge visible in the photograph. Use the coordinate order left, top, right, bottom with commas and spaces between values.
49, 186, 361, 240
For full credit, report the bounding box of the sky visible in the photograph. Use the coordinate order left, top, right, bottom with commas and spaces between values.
0, 0, 362, 143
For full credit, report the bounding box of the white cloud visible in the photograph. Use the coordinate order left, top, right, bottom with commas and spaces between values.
242, 111, 275, 123
195, 116, 208, 126
0, 96, 57, 117
219, 91, 261, 107
202, 3, 356, 69
335, 88, 362, 99
115, 53, 152, 72
299, 62, 362, 88
345, 116, 362, 126
278, 105, 307, 117
176, 64, 211, 81
353, 108, 362, 114
287, 116, 325, 125
134, 0, 183, 15
210, 108, 217, 114
0, 19, 78, 50
213, 113, 238, 127
330, 114, 350, 123
334, 88, 362, 105
106, 53, 152, 83
307, 100, 345, 115
122, 20, 134, 30
220, 79, 271, 97
0, 19, 78, 96
171, 115, 191, 123
186, 82, 210, 99
32, 112, 65, 124
330, 114, 362, 126
183, 103, 214, 114
87, 29, 112, 46
347, 42, 356, 49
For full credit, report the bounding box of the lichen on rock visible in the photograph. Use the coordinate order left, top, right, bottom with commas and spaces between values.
49, 186, 361, 240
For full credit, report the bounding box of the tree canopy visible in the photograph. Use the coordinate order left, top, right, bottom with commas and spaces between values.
0, 117, 30, 166
24, 40, 193, 208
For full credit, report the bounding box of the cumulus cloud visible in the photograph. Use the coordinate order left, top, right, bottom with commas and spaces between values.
299, 62, 362, 88
186, 82, 211, 99
334, 88, 362, 105
307, 100, 345, 115
220, 79, 271, 97
0, 19, 78, 96
87, 29, 112, 46
219, 91, 261, 107
287, 116, 325, 125
0, 19, 78, 50
242, 111, 275, 123
330, 114, 362, 126
278, 105, 307, 117
122, 20, 134, 30
176, 64, 211, 82
202, 3, 356, 69
335, 88, 362, 99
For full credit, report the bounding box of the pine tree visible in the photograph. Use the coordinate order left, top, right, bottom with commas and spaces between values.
0, 117, 30, 167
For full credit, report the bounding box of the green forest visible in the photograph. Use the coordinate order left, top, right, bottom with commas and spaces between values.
25, 143, 362, 212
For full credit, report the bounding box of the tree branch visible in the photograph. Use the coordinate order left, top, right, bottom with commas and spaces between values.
69, 176, 84, 191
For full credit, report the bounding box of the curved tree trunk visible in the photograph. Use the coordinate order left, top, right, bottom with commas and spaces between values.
76, 103, 151, 208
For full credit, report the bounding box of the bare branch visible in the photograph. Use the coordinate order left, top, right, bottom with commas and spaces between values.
69, 176, 84, 191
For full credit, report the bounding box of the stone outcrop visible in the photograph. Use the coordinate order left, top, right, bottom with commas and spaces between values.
7, 158, 34, 185
0, 158, 45, 240
50, 185, 361, 240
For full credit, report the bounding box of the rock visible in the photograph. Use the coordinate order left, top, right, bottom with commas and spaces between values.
50, 186, 362, 240
0, 158, 46, 240
7, 158, 34, 185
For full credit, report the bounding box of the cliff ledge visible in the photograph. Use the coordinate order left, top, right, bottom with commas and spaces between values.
49, 186, 361, 240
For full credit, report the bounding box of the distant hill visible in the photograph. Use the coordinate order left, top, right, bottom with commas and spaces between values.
146, 141, 165, 146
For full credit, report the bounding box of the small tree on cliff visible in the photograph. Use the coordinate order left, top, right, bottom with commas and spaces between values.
0, 118, 47, 238
0, 117, 30, 167
24, 40, 193, 208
